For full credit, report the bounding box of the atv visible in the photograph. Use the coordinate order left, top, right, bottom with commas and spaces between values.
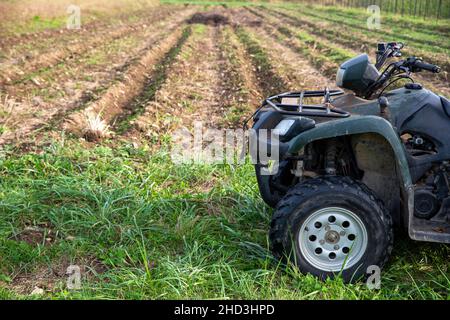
249, 42, 450, 282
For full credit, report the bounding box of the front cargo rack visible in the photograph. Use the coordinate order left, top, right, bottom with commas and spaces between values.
263, 88, 349, 118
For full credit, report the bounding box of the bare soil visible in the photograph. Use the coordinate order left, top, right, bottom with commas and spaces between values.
0, 8, 195, 146
1, 5, 446, 151
0, 6, 181, 86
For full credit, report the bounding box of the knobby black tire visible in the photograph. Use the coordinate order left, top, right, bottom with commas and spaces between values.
269, 175, 394, 282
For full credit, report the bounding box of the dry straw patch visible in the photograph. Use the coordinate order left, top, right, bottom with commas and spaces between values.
82, 113, 111, 142
0, 94, 18, 127
0, 94, 32, 142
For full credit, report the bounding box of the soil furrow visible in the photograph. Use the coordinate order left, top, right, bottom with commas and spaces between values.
260, 7, 450, 83
72, 25, 192, 140
227, 8, 334, 111
244, 26, 334, 90
234, 27, 287, 97
237, 9, 339, 79
314, 6, 450, 37
0, 10, 196, 146
275, 6, 449, 52
0, 4, 173, 50
0, 6, 185, 86
216, 25, 262, 127
248, 8, 449, 97
125, 23, 228, 143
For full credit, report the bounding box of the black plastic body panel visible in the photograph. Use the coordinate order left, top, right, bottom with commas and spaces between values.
251, 110, 316, 206
442, 96, 450, 117
399, 93, 450, 183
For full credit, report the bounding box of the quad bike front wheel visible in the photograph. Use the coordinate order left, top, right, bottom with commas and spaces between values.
270, 176, 393, 282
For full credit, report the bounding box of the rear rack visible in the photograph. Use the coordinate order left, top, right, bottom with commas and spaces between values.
264, 88, 349, 118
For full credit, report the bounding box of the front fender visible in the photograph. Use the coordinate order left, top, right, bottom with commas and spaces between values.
287, 115, 412, 190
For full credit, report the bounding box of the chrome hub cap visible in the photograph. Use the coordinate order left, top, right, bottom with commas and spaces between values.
298, 207, 368, 272
325, 230, 340, 244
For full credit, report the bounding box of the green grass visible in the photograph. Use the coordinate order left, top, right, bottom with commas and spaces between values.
268, 3, 449, 56
13, 15, 67, 35
306, 4, 450, 35
0, 138, 448, 299
1, 0, 449, 300
252, 6, 449, 89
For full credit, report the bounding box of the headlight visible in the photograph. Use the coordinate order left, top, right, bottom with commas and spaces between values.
274, 119, 295, 136
336, 68, 345, 87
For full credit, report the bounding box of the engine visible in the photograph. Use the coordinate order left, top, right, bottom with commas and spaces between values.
414, 162, 450, 220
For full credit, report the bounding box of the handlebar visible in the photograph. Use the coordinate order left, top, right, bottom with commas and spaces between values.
365, 55, 441, 99
411, 60, 441, 73
376, 42, 404, 69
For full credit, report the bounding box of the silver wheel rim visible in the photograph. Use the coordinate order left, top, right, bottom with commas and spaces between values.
298, 207, 368, 272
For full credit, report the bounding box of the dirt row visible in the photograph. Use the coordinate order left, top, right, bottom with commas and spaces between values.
239, 8, 341, 79
64, 26, 191, 140
0, 7, 363, 151
130, 24, 225, 137
0, 5, 186, 86
260, 7, 450, 84
0, 4, 177, 51
0, 8, 197, 147
277, 6, 449, 53
123, 9, 335, 145
246, 27, 333, 90
249, 7, 450, 98
218, 26, 261, 127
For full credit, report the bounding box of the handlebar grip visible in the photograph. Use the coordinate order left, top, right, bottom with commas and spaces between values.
414, 61, 441, 73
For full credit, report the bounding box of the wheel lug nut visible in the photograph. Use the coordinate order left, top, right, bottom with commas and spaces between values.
325, 226, 331, 231
340, 231, 346, 236
334, 245, 339, 250
319, 240, 325, 245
